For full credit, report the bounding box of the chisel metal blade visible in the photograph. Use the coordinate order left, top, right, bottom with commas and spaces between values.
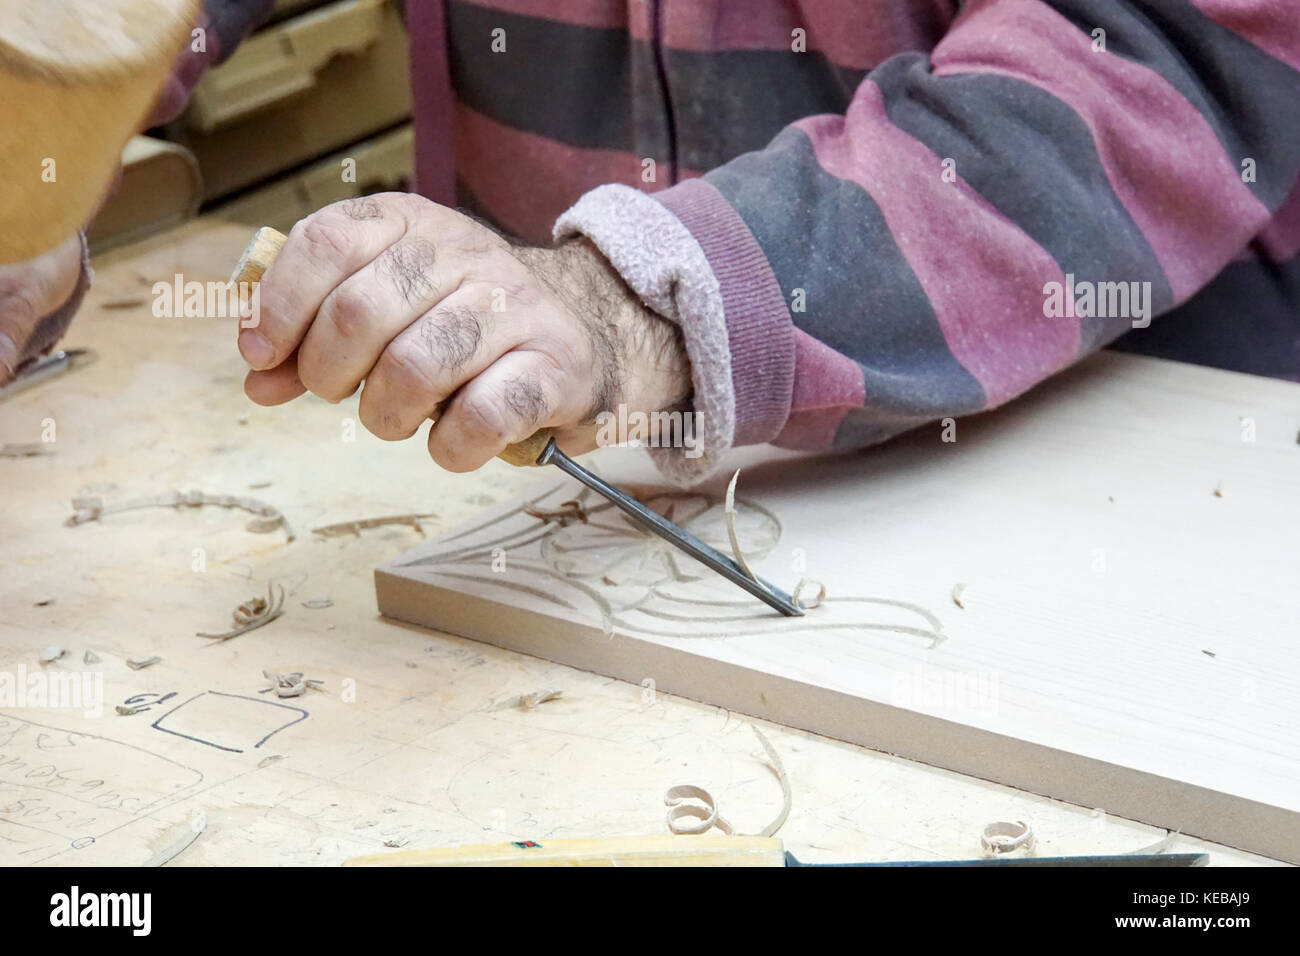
533, 438, 804, 617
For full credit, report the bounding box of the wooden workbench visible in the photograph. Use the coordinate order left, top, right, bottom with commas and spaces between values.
0, 221, 1280, 866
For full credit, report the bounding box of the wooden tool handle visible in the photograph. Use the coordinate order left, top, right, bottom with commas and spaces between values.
232, 227, 555, 466
343, 835, 786, 867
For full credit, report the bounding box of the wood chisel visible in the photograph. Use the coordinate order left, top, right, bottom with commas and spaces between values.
0, 348, 96, 402
342, 835, 1208, 867
233, 227, 803, 616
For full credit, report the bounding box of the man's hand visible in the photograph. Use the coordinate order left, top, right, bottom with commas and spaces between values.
0, 233, 84, 382
241, 193, 692, 471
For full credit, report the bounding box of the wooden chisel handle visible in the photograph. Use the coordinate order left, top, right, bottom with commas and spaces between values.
343, 835, 787, 867
231, 226, 555, 466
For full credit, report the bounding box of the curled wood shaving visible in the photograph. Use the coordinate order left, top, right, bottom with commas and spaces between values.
727, 470, 824, 613
66, 488, 294, 541
792, 579, 826, 610
197, 584, 285, 641
665, 725, 792, 839
980, 820, 1034, 856
301, 596, 333, 609
750, 726, 793, 838
143, 817, 205, 867
260, 669, 323, 698
83, 650, 101, 664
523, 500, 588, 526
126, 656, 160, 670
312, 513, 437, 538
39, 646, 65, 665
952, 582, 967, 609
666, 785, 735, 835
723, 471, 759, 582
116, 704, 146, 716
234, 596, 269, 626
496, 688, 563, 711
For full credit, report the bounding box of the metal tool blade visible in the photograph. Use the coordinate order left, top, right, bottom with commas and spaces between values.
0, 348, 95, 401
785, 851, 1209, 867
533, 438, 804, 617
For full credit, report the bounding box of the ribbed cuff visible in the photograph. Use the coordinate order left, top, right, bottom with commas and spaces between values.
654, 178, 795, 447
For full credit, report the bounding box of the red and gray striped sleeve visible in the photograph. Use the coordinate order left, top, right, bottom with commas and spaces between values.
560, 0, 1300, 481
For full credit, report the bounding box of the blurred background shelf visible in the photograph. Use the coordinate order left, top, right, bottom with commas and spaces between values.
89, 0, 412, 249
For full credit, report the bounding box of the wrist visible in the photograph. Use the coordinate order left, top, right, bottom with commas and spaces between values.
558, 237, 693, 417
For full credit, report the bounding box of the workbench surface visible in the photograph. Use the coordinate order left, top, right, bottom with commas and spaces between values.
0, 221, 1280, 866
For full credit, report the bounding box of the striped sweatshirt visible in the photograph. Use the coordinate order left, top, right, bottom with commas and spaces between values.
408, 0, 1300, 481
47, 1, 1300, 481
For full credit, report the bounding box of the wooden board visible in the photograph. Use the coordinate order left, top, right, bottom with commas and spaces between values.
377, 352, 1300, 862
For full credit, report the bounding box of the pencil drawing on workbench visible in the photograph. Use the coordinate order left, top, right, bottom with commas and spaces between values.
2, 0, 1299, 898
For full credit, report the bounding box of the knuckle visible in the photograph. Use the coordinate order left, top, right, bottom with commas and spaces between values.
336, 197, 384, 221
454, 389, 511, 446
294, 214, 354, 266
500, 374, 550, 428
376, 338, 441, 401
419, 306, 483, 372
534, 331, 585, 376
321, 282, 378, 340
377, 238, 438, 305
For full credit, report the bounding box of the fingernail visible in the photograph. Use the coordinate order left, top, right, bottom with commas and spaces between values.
238, 330, 274, 369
